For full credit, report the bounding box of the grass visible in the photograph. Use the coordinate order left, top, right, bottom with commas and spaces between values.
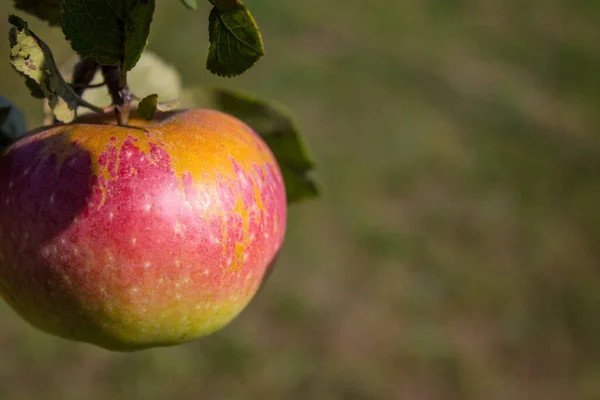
1, 0, 599, 398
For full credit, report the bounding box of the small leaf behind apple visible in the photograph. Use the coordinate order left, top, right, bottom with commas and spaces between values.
183, 87, 319, 203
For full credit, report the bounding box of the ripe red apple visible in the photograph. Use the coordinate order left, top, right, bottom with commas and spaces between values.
0, 109, 287, 351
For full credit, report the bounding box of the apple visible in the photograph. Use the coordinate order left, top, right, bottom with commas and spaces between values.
0, 109, 287, 351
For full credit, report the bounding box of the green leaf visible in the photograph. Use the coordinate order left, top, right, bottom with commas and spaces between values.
122, 0, 156, 74
137, 94, 158, 120
180, 0, 197, 10
183, 87, 319, 203
8, 14, 27, 31
210, 0, 239, 10
0, 97, 27, 148
25, 76, 46, 98
61, 0, 155, 71
8, 15, 103, 123
61, 0, 123, 66
12, 0, 61, 26
206, 3, 264, 77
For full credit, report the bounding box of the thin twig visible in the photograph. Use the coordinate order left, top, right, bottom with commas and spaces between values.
70, 81, 106, 89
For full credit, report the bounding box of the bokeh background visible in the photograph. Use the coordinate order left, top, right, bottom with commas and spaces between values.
1, 1, 600, 399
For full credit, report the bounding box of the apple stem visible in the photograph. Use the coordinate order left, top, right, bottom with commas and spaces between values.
101, 65, 132, 126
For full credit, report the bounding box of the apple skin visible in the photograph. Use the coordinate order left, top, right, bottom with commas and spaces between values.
0, 109, 287, 351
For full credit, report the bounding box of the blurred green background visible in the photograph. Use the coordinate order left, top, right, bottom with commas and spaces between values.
1, 1, 600, 399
